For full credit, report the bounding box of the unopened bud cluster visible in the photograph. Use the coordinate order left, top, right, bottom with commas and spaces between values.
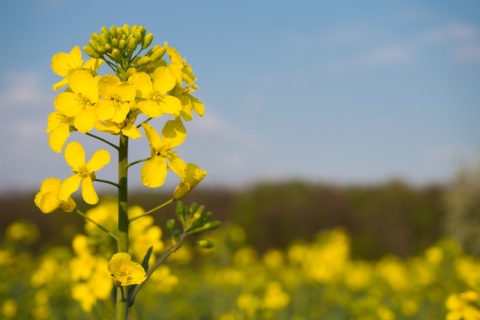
175, 202, 220, 239
83, 24, 167, 78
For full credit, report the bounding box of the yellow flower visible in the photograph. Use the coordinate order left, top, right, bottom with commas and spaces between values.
108, 252, 147, 286
173, 163, 207, 200
46, 111, 74, 153
51, 45, 103, 90
129, 68, 181, 118
59, 141, 110, 205
97, 74, 135, 123
95, 109, 142, 139
141, 120, 187, 188
54, 70, 100, 133
34, 178, 76, 213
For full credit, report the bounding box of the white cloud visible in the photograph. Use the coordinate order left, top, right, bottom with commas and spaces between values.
454, 44, 480, 62
422, 22, 478, 44
363, 45, 414, 66
0, 72, 52, 109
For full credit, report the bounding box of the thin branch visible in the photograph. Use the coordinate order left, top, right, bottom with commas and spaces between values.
95, 179, 120, 189
75, 209, 118, 241
129, 198, 175, 222
136, 117, 152, 128
86, 132, 119, 150
127, 158, 150, 168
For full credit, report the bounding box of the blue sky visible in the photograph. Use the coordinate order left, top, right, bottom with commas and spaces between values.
0, 0, 479, 192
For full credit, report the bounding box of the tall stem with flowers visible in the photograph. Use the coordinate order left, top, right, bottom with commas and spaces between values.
34, 24, 219, 319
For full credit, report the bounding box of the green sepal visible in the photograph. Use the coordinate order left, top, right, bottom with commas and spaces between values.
141, 246, 154, 272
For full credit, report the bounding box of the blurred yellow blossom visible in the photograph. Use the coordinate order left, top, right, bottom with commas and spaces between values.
446, 291, 480, 320
1, 299, 17, 319
263, 281, 290, 310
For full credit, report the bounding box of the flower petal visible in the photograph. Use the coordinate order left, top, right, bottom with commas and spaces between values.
65, 142, 85, 169
167, 153, 186, 178
86, 149, 110, 172
49, 123, 70, 153
129, 72, 153, 98
162, 118, 186, 148
160, 95, 181, 115
54, 92, 82, 117
141, 123, 164, 151
59, 174, 82, 201
82, 177, 99, 205
74, 108, 97, 133
69, 70, 99, 104
137, 99, 162, 118
121, 123, 142, 139
152, 67, 176, 93
141, 157, 167, 188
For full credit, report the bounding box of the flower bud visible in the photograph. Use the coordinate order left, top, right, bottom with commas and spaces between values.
128, 37, 137, 52
111, 38, 119, 48
125, 67, 137, 78
110, 25, 118, 37
142, 33, 154, 49
110, 48, 122, 61
96, 46, 107, 54
134, 31, 142, 43
118, 39, 127, 50
136, 56, 151, 66
89, 39, 101, 49
196, 239, 215, 249
83, 46, 101, 58
92, 32, 104, 45
166, 219, 175, 230
149, 45, 167, 61
123, 23, 131, 35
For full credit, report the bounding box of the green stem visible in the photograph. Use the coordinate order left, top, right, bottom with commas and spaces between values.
74, 209, 118, 241
117, 133, 129, 320
136, 117, 152, 128
95, 179, 120, 189
128, 232, 188, 304
127, 157, 150, 168
86, 132, 119, 150
129, 198, 175, 223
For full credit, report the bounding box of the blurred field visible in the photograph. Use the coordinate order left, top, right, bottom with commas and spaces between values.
1, 171, 480, 319
0, 180, 445, 259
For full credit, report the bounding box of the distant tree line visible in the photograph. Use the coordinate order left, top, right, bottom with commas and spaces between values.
0, 179, 451, 259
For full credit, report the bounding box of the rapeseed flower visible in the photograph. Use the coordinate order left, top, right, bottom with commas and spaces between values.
95, 109, 142, 139
129, 68, 181, 118
35, 177, 76, 213
108, 252, 147, 286
97, 74, 135, 123
140, 120, 187, 188
59, 141, 110, 205
51, 45, 103, 90
54, 70, 99, 133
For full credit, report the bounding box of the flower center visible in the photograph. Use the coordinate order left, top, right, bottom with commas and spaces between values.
74, 165, 91, 178
150, 91, 164, 102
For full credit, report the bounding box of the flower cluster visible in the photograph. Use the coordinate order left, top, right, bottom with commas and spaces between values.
36, 23, 206, 208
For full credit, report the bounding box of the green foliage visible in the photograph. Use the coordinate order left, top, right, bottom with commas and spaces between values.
444, 160, 480, 255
